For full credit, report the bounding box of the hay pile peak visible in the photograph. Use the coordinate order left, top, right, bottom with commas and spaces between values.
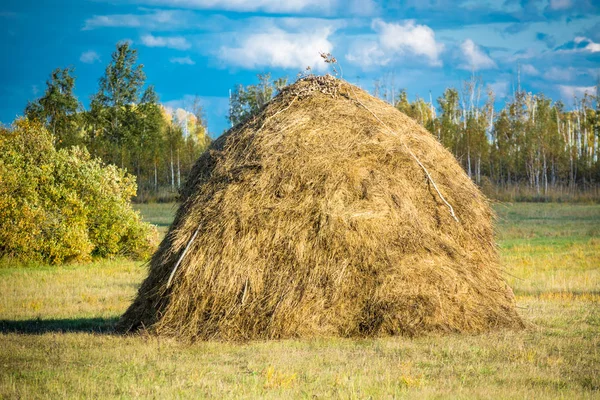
118, 75, 523, 340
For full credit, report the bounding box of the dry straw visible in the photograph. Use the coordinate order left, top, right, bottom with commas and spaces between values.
118, 75, 523, 341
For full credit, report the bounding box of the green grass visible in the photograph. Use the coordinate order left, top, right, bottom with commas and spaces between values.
133, 203, 178, 237
1, 202, 598, 399
494, 202, 600, 241
494, 203, 600, 298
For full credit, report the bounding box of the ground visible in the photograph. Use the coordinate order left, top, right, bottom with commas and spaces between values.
0, 202, 598, 399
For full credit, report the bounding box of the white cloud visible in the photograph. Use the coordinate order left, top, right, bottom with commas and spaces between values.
83, 10, 194, 31
460, 39, 497, 71
548, 0, 572, 10
346, 19, 444, 68
141, 34, 191, 50
84, 14, 140, 30
80, 50, 100, 64
558, 85, 596, 100
574, 36, 600, 52
170, 56, 196, 65
585, 42, 600, 52
374, 19, 443, 65
127, 0, 338, 14
521, 64, 539, 76
555, 37, 600, 54
218, 27, 333, 71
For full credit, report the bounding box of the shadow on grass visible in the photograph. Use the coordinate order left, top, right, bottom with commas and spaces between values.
0, 317, 119, 334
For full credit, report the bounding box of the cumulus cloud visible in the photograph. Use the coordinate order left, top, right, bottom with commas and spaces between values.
141, 34, 191, 50
558, 84, 596, 100
170, 56, 196, 65
218, 27, 333, 71
375, 19, 443, 64
460, 39, 497, 71
346, 19, 444, 68
80, 50, 100, 64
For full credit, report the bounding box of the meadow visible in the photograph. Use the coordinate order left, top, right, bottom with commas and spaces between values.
0, 202, 598, 399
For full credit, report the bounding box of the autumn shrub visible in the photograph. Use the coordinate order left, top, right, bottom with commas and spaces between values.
0, 119, 157, 264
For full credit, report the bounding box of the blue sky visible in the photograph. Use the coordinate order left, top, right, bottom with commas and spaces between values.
1, 0, 599, 137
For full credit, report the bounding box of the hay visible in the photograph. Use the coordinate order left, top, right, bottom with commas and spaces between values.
118, 75, 523, 340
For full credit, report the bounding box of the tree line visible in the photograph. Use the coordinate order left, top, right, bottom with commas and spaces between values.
17, 46, 600, 201
393, 75, 599, 197
24, 42, 211, 201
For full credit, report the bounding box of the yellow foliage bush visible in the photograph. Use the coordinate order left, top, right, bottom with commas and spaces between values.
0, 119, 157, 264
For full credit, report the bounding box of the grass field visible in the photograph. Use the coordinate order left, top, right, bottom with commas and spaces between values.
1, 202, 598, 399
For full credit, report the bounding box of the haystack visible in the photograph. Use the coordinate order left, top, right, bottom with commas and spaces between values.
118, 75, 523, 340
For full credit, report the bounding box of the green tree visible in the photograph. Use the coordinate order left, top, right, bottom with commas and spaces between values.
94, 42, 145, 109
90, 41, 147, 167
85, 41, 174, 200
437, 88, 461, 153
25, 67, 80, 148
131, 86, 166, 192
